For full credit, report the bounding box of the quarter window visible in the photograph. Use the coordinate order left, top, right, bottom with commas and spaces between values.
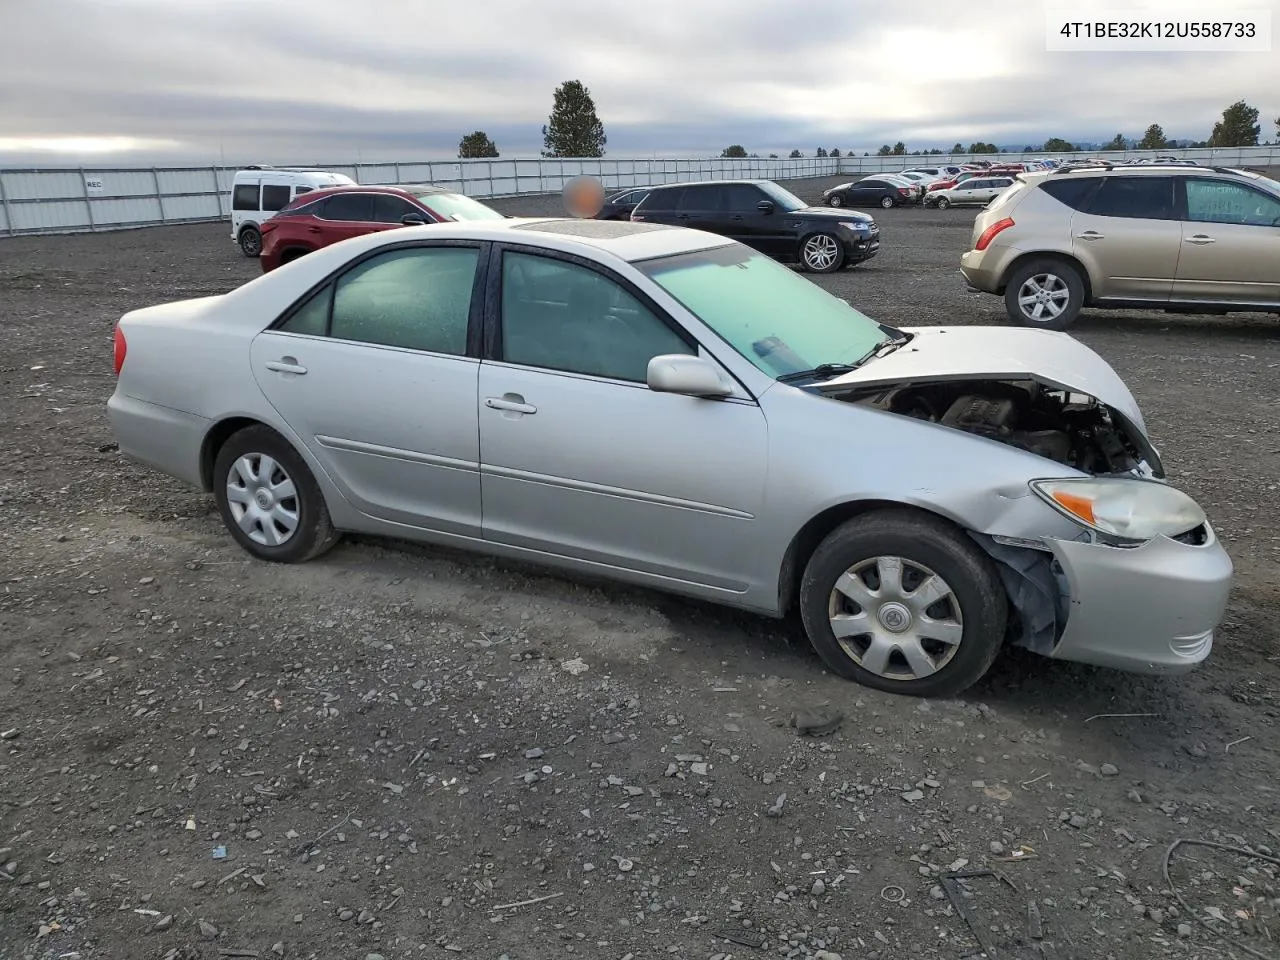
1086, 176, 1175, 220
500, 252, 692, 382
1184, 178, 1280, 226
261, 185, 292, 211
327, 246, 478, 355
232, 184, 259, 211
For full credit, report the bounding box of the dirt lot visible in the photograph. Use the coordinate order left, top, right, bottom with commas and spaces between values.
2, 175, 1279, 960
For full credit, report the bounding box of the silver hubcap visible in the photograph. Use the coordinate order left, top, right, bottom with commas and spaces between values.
881, 197, 893, 208
803, 234, 840, 270
1017, 273, 1070, 322
827, 556, 964, 682
938, 198, 950, 208
226, 453, 300, 546
830, 196, 842, 206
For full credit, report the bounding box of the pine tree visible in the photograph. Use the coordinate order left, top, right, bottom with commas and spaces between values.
1137, 124, 1167, 150
541, 80, 607, 158
1208, 100, 1261, 147
457, 131, 499, 159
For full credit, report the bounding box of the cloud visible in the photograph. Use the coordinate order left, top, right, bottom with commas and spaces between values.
1, 0, 1276, 164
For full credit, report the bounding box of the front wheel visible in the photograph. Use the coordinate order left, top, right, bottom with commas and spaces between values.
239, 226, 263, 257
798, 233, 845, 273
213, 425, 339, 563
828, 194, 844, 207
1003, 258, 1085, 330
936, 196, 952, 209
799, 510, 1008, 698
879, 195, 895, 209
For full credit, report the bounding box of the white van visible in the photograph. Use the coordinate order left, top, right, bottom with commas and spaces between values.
229, 166, 355, 257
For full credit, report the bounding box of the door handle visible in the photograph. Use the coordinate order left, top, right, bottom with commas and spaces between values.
675, 213, 691, 220
730, 215, 744, 221
1186, 234, 1216, 244
1075, 231, 1104, 240
485, 395, 537, 415
307, 225, 322, 233
265, 358, 308, 375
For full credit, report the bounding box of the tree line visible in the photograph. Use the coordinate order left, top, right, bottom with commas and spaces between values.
459, 89, 1277, 160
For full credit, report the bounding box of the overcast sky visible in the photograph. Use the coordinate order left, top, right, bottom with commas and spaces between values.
1, 0, 1277, 165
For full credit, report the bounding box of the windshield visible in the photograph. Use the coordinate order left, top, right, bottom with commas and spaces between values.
411, 190, 505, 221
758, 181, 808, 212
636, 244, 887, 378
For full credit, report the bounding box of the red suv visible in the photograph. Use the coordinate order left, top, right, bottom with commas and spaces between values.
258, 183, 505, 272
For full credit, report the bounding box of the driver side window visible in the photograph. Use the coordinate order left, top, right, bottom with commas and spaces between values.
1184, 179, 1280, 227
500, 253, 693, 382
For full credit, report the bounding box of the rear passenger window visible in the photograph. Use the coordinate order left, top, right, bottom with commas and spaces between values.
640, 188, 683, 212
677, 186, 721, 211
1039, 177, 1101, 210
329, 246, 478, 355
232, 184, 259, 211
321, 193, 375, 222
262, 185, 292, 211
1086, 177, 1175, 220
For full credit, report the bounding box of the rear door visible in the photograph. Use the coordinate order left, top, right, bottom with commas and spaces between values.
630, 187, 683, 224
1171, 177, 1280, 305
1070, 176, 1180, 301
249, 241, 486, 533
259, 178, 295, 222
673, 184, 723, 233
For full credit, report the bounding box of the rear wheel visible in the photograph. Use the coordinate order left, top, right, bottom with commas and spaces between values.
828, 194, 844, 207
879, 195, 895, 209
212, 425, 339, 563
1003, 258, 1085, 330
239, 226, 263, 257
799, 510, 1008, 698
799, 233, 845, 273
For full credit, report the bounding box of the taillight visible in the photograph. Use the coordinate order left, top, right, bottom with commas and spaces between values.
112, 324, 127, 376
898, 188, 910, 196
975, 217, 1015, 251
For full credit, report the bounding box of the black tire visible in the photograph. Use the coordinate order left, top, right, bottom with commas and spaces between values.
799, 510, 1008, 698
279, 247, 310, 266
239, 225, 263, 257
936, 196, 951, 209
797, 232, 846, 274
212, 425, 339, 563
879, 195, 895, 209
1002, 258, 1085, 331
828, 194, 844, 207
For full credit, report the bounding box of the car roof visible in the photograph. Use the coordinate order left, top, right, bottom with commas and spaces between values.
286, 183, 456, 202
1027, 163, 1270, 183
646, 179, 773, 190
299, 216, 737, 263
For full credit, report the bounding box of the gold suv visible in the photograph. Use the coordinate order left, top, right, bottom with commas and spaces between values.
960, 163, 1280, 329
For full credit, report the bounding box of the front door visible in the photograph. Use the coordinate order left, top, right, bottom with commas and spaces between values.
249, 242, 486, 535
1070, 175, 1181, 301
1171, 177, 1280, 304
719, 183, 785, 254
477, 246, 769, 592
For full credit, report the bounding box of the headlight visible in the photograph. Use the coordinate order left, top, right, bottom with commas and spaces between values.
1030, 478, 1205, 542
839, 221, 869, 232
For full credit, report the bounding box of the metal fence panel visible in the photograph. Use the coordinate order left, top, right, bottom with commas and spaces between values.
3, 147, 1277, 237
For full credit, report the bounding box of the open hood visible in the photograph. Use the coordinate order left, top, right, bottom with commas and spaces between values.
817, 326, 1147, 433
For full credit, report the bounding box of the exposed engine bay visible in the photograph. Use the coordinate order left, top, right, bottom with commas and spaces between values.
835, 378, 1152, 475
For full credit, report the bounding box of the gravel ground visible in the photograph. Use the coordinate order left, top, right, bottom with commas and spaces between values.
2, 175, 1279, 960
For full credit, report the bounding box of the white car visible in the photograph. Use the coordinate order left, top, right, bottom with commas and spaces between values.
230, 166, 355, 258
929, 175, 1016, 209
106, 217, 1232, 698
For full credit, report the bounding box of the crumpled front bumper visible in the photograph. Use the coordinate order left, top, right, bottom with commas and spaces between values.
1045, 527, 1233, 674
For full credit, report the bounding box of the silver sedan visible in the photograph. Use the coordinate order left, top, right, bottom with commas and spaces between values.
107, 218, 1233, 697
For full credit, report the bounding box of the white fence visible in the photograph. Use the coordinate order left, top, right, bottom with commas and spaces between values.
2, 146, 1278, 237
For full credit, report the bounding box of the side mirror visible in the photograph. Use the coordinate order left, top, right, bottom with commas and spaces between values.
756, 199, 775, 214
646, 354, 733, 398
401, 213, 426, 225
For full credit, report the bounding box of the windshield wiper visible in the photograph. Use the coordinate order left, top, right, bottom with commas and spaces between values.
776, 334, 910, 385
776, 362, 860, 384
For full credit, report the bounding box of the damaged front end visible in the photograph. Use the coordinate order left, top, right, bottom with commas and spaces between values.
819, 375, 1229, 672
